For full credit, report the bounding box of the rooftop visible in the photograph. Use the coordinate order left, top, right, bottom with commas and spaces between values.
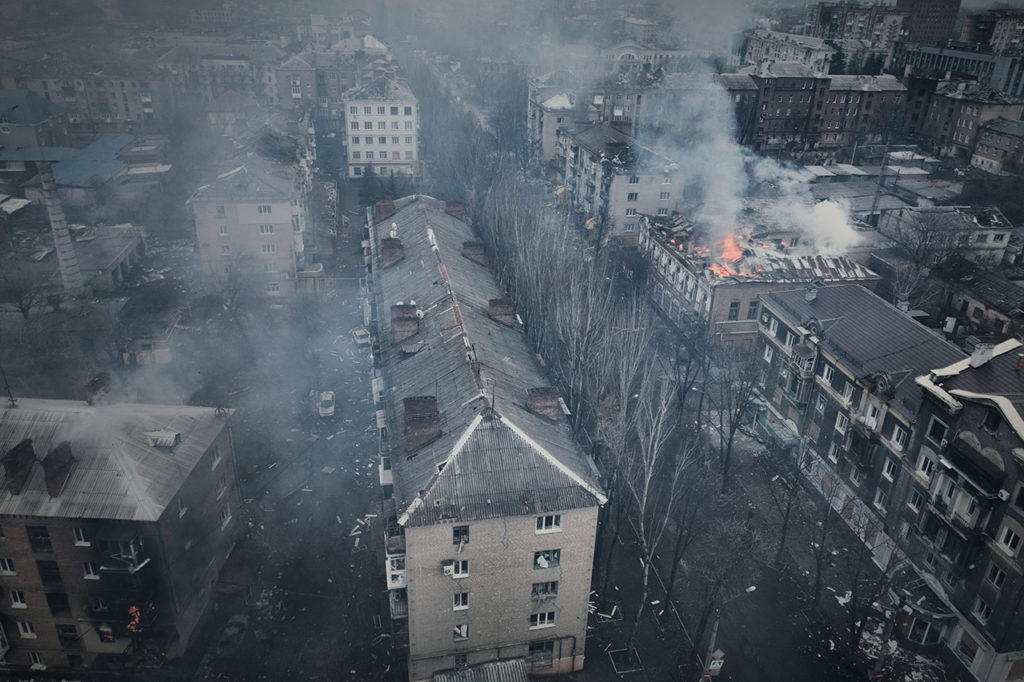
827, 74, 906, 92
371, 196, 605, 528
936, 257, 1024, 316
560, 122, 679, 174
763, 285, 966, 417
748, 29, 831, 50
927, 339, 1024, 424
0, 88, 66, 125
190, 159, 294, 203
0, 399, 229, 522
21, 134, 134, 188
982, 117, 1024, 137
343, 76, 414, 102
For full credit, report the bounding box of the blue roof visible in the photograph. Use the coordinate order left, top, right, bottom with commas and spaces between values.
22, 134, 134, 188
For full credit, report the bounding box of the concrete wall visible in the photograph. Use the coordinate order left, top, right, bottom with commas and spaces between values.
405, 506, 598, 681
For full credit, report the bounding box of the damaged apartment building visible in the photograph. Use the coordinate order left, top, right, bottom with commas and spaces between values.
0, 398, 240, 672
755, 283, 1024, 682
366, 196, 606, 681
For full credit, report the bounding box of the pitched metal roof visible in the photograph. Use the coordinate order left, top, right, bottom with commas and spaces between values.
762, 285, 966, 417
21, 134, 134, 188
371, 197, 605, 528
0, 88, 65, 125
982, 117, 1024, 138
0, 400, 229, 522
189, 160, 293, 202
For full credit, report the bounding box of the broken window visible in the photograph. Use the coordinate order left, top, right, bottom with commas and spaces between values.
36, 560, 61, 584
531, 581, 558, 600
26, 527, 53, 553
452, 525, 469, 546
453, 623, 469, 641
534, 550, 560, 569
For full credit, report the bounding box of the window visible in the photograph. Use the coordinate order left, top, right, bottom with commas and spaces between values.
354, 167, 362, 176
378, 136, 386, 144
728, 301, 740, 321
850, 467, 863, 487
627, 192, 638, 201
763, 345, 773, 363
659, 192, 670, 200
625, 208, 637, 216
529, 640, 555, 663
37, 559, 60, 583
259, 224, 275, 235
453, 592, 468, 610
211, 447, 222, 470
377, 106, 386, 114
390, 106, 399, 115
624, 222, 636, 232
999, 525, 1021, 555
352, 151, 361, 160
530, 611, 556, 628
453, 525, 470, 545
927, 417, 948, 445
815, 394, 827, 414
910, 490, 924, 512
883, 459, 897, 481
349, 106, 357, 114
215, 476, 226, 499
261, 244, 276, 253
364, 106, 372, 115
220, 503, 233, 529
405, 136, 413, 144
988, 563, 1007, 589
956, 634, 978, 665
536, 515, 561, 533
663, 175, 672, 184
534, 549, 560, 569
917, 454, 936, 479
10, 589, 26, 608
216, 205, 225, 217
836, 414, 848, 433
976, 234, 988, 243
531, 581, 559, 600
891, 425, 907, 450
218, 225, 228, 236
453, 559, 469, 577
995, 233, 1006, 242
405, 121, 413, 130
29, 651, 44, 668
392, 136, 399, 144
26, 526, 52, 553
453, 623, 469, 641
378, 122, 386, 129
657, 208, 669, 216
257, 205, 272, 214
873, 488, 888, 511
83, 561, 100, 580
973, 597, 993, 623
366, 151, 374, 159
404, 106, 413, 115
822, 365, 834, 384
380, 151, 388, 159
18, 621, 37, 638
220, 245, 230, 255
351, 122, 359, 130
57, 624, 79, 648
784, 331, 795, 349
47, 592, 70, 617
629, 176, 639, 184
364, 121, 372, 129
73, 528, 90, 546
842, 382, 854, 403
747, 301, 759, 320
405, 151, 414, 160
391, 122, 399, 130
454, 653, 468, 668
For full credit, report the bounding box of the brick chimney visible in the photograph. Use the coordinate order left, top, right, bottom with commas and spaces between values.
404, 396, 441, 453
391, 304, 420, 343
380, 237, 405, 268
374, 197, 396, 222
462, 241, 486, 266
527, 387, 562, 421
42, 441, 75, 498
2, 439, 36, 494
488, 299, 517, 327
445, 201, 465, 221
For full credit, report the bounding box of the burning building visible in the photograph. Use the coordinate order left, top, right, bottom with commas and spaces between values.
639, 213, 880, 348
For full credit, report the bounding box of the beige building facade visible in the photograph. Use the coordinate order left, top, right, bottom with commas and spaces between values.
343, 78, 418, 179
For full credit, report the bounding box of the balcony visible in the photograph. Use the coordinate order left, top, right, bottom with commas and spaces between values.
385, 554, 407, 590
389, 588, 408, 619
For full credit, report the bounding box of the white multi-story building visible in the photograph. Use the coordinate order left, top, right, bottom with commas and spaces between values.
342, 78, 418, 179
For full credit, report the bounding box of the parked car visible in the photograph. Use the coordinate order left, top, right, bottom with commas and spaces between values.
318, 390, 335, 417
352, 328, 371, 346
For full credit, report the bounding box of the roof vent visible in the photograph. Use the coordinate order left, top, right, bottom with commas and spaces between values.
527, 387, 562, 421
2, 439, 36, 494
374, 197, 396, 222
969, 342, 994, 369
404, 396, 441, 453
42, 441, 76, 498
462, 241, 486, 266
85, 372, 111, 405
391, 304, 420, 343
380, 237, 405, 268
445, 201, 465, 221
488, 299, 517, 327
144, 430, 181, 449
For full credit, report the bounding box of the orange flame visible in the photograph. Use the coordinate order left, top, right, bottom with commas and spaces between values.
721, 235, 742, 262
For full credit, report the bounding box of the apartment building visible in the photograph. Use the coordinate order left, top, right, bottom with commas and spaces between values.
742, 30, 835, 73
916, 82, 1024, 159
896, 0, 961, 45
0, 399, 240, 672
156, 42, 286, 107
971, 117, 1024, 173
960, 9, 1024, 55
803, 3, 908, 51
891, 44, 1024, 99
189, 159, 318, 296
817, 74, 907, 148
879, 206, 1014, 266
342, 78, 418, 179
738, 62, 831, 154
368, 196, 605, 681
555, 122, 684, 246
0, 89, 69, 149
640, 220, 879, 347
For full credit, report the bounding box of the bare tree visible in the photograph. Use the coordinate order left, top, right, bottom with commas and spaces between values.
708, 346, 760, 492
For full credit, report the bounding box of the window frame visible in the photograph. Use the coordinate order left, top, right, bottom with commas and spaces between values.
453, 592, 469, 611
529, 611, 557, 629
536, 515, 561, 534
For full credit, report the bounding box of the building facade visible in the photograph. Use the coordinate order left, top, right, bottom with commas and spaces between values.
367, 196, 605, 681
970, 117, 1024, 173
895, 0, 961, 45
803, 3, 908, 51
0, 399, 240, 672
742, 30, 835, 73
342, 78, 418, 179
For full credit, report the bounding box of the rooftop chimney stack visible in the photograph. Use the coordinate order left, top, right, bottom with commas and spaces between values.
1016, 353, 1023, 372
42, 442, 76, 498
2, 439, 36, 495
488, 299, 517, 327
462, 241, 486, 266
38, 161, 84, 294
380, 237, 405, 268
527, 387, 562, 421
445, 201, 465, 221
969, 342, 995, 368
404, 396, 441, 453
391, 304, 420, 343
374, 197, 396, 222
804, 284, 818, 302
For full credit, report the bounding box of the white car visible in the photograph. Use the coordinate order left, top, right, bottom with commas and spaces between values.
318, 391, 335, 417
